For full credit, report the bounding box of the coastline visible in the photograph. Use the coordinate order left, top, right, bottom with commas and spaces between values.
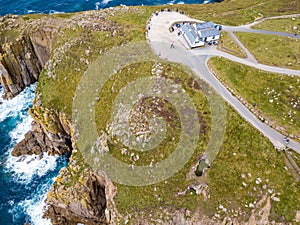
1, 1, 299, 224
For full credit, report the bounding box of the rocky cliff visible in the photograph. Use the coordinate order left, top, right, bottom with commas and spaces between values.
11, 94, 114, 224
0, 14, 55, 99
1, 11, 122, 224
11, 102, 72, 157
3, 4, 300, 225
43, 150, 116, 225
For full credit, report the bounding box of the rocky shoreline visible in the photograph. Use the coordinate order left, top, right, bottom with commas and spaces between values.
0, 14, 53, 99
0, 12, 118, 224
1, 5, 300, 225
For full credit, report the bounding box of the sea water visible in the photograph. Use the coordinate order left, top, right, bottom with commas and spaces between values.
0, 85, 68, 224
0, 0, 222, 16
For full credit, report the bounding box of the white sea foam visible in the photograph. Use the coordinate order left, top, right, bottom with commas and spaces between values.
177, 1, 185, 4
49, 10, 65, 14
0, 84, 35, 123
9, 115, 33, 143
16, 180, 55, 225
96, 0, 112, 7
95, 0, 111, 10
5, 152, 59, 184
21, 191, 52, 225
2, 85, 56, 184
95, 2, 101, 10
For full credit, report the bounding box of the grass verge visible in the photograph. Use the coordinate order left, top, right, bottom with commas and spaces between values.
208, 56, 300, 138
252, 17, 300, 35
217, 31, 247, 58
234, 32, 300, 70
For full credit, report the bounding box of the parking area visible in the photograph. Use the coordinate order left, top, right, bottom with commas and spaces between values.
147, 10, 221, 50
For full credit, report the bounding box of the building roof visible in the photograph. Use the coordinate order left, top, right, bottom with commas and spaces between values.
182, 24, 198, 43
199, 28, 220, 38
195, 21, 215, 30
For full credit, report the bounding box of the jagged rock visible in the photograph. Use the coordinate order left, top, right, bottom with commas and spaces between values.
11, 120, 71, 156
0, 30, 54, 98
44, 160, 115, 225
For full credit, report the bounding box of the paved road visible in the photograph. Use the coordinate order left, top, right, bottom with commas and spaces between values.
223, 13, 300, 39
192, 47, 300, 76
227, 31, 258, 63
239, 13, 300, 29
147, 12, 300, 154
223, 26, 300, 39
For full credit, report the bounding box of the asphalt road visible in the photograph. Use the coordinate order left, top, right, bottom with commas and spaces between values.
223, 26, 300, 39
147, 12, 300, 153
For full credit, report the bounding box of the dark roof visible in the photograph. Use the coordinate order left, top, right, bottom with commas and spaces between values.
196, 21, 215, 30
199, 28, 220, 38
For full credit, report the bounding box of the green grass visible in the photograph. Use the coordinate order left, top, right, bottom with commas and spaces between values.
110, 7, 154, 41
205, 106, 299, 223
96, 60, 211, 213
170, 0, 300, 26
0, 18, 23, 45
9, 2, 299, 223
291, 151, 300, 168
235, 32, 300, 70
218, 31, 247, 58
252, 17, 300, 35
36, 27, 129, 115
113, 104, 300, 223
209, 57, 300, 137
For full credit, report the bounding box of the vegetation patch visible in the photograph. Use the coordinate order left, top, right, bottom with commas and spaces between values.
204, 106, 299, 223
113, 104, 300, 223
218, 31, 247, 58
171, 0, 300, 25
209, 57, 300, 137
252, 17, 300, 35
234, 32, 300, 70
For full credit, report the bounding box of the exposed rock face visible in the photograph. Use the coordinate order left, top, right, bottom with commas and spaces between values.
11, 120, 71, 156
12, 98, 73, 156
0, 22, 55, 99
44, 172, 107, 225
43, 152, 116, 225
11, 102, 115, 224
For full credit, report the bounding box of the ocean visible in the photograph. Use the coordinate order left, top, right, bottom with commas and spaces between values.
0, 0, 222, 16
0, 85, 68, 224
0, 0, 220, 224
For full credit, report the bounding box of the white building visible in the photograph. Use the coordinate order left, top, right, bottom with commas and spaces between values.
195, 22, 220, 42
180, 21, 221, 48
181, 24, 205, 48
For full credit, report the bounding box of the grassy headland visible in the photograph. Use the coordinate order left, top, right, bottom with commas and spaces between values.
1, 0, 299, 223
